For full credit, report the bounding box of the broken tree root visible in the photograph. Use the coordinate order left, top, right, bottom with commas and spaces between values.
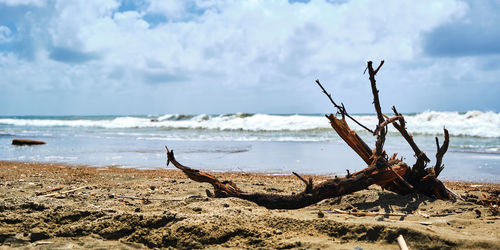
165, 61, 459, 209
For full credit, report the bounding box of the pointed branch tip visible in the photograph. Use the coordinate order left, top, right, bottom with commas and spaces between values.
292, 172, 308, 185
374, 60, 384, 75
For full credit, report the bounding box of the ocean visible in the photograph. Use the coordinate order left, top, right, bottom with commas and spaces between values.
1, 111, 499, 182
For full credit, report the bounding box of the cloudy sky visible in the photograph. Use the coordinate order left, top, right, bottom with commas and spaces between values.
0, 0, 499, 115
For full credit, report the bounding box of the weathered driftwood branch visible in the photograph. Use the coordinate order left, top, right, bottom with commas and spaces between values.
315, 79, 374, 133
373, 115, 402, 136
367, 60, 386, 125
12, 139, 46, 146
434, 128, 449, 177
326, 114, 372, 165
165, 61, 458, 209
391, 106, 431, 164
166, 146, 408, 209
367, 60, 387, 164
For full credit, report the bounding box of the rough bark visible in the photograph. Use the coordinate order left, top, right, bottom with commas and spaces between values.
165, 61, 460, 209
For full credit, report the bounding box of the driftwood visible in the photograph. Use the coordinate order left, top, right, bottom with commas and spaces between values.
165, 61, 459, 209
35, 187, 64, 196
397, 234, 409, 250
38, 186, 89, 198
12, 139, 46, 146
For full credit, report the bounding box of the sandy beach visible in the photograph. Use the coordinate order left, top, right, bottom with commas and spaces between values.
2, 1, 499, 249
0, 161, 498, 249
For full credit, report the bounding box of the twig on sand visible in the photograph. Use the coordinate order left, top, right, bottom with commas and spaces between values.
445, 187, 464, 201
379, 218, 433, 226
329, 208, 408, 217
34, 242, 54, 246
39, 186, 89, 197
114, 195, 172, 201
328, 208, 453, 218
35, 187, 63, 196
397, 234, 409, 250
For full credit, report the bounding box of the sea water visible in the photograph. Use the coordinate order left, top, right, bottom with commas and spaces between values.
0, 111, 499, 182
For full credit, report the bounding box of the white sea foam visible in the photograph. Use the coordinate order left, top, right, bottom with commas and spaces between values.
400, 111, 500, 137
1, 111, 499, 137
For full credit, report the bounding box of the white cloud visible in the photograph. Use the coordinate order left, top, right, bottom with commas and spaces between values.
0, 0, 498, 115
41, 0, 468, 81
0, 25, 11, 43
147, 0, 187, 20
0, 0, 45, 7
48, 0, 120, 48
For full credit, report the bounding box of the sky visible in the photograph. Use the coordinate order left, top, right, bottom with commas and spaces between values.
0, 0, 499, 115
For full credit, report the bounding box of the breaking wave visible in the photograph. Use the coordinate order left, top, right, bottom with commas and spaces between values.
0, 111, 499, 138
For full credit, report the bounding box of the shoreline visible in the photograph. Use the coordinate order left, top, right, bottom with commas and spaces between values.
3, 137, 498, 183
1, 161, 499, 249
3, 159, 500, 184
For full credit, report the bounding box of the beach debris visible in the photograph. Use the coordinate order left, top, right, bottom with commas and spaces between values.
112, 194, 174, 202
329, 208, 407, 217
38, 186, 89, 197
34, 241, 54, 246
165, 61, 460, 209
396, 235, 409, 250
12, 139, 46, 146
35, 187, 63, 196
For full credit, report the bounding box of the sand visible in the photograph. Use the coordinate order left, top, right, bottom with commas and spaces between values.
0, 161, 498, 249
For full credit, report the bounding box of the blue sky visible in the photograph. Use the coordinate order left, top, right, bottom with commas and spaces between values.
0, 0, 499, 115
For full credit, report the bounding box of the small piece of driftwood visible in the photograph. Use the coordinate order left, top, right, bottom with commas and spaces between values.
12, 139, 46, 146
114, 195, 173, 201
36, 187, 63, 196
330, 209, 408, 217
397, 234, 409, 250
38, 186, 89, 197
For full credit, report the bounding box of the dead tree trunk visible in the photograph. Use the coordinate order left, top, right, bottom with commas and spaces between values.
165, 61, 460, 209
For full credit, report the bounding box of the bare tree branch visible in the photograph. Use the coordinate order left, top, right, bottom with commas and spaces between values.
391, 106, 431, 164
373, 115, 402, 136
315, 80, 374, 133
367, 60, 387, 162
292, 172, 313, 193
434, 128, 449, 177
165, 146, 242, 197
367, 60, 386, 125
373, 60, 385, 75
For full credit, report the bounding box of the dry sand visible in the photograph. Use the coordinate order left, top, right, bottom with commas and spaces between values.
0, 161, 498, 249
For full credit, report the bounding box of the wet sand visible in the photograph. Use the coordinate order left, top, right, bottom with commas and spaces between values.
0, 161, 499, 249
